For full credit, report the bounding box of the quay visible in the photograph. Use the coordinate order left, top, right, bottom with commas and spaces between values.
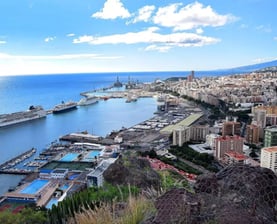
60, 132, 102, 144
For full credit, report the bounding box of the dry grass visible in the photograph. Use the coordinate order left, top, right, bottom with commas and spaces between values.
68, 194, 155, 224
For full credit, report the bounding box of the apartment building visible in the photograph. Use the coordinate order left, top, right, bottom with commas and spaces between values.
190, 125, 210, 142
260, 146, 277, 174
172, 126, 190, 147
222, 118, 241, 137
214, 135, 244, 160
264, 126, 277, 147
245, 124, 260, 144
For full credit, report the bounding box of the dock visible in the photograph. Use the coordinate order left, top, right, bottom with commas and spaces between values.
81, 89, 156, 100
0, 169, 33, 175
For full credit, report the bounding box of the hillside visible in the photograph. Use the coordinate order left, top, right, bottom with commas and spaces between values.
215, 59, 277, 74
231, 59, 277, 73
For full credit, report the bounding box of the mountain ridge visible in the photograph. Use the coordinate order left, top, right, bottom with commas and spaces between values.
217, 59, 277, 73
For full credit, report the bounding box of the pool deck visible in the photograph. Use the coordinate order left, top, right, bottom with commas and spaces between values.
37, 181, 59, 207
4, 180, 59, 207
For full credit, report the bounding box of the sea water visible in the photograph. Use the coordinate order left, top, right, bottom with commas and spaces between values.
0, 70, 235, 195
0, 72, 182, 194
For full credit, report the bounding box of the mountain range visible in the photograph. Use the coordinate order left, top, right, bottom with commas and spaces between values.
214, 59, 277, 74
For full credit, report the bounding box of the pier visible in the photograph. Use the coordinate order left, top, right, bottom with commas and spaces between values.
81, 89, 156, 100
0, 148, 36, 175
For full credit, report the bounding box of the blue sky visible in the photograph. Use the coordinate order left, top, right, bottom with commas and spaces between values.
0, 0, 276, 75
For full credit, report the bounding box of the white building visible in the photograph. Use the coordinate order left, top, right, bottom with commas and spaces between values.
206, 134, 220, 149
87, 158, 117, 187
50, 168, 69, 179
260, 146, 277, 174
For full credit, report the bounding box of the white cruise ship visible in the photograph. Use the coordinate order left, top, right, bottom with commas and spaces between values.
0, 106, 47, 128
53, 101, 78, 114
78, 96, 98, 106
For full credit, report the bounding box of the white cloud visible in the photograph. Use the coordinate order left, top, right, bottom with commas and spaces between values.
253, 57, 277, 63
196, 28, 204, 34
67, 33, 75, 37
153, 2, 236, 31
240, 24, 248, 29
0, 40, 7, 44
144, 44, 172, 53
0, 53, 11, 58
256, 25, 272, 33
0, 53, 123, 76
92, 0, 130, 20
44, 36, 56, 42
0, 53, 121, 60
73, 27, 220, 49
131, 5, 156, 23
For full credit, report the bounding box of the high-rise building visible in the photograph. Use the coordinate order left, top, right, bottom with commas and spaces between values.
253, 109, 267, 128
264, 126, 277, 147
187, 70, 195, 82
245, 124, 260, 144
260, 146, 277, 174
266, 114, 277, 126
190, 125, 209, 142
222, 117, 241, 137
172, 126, 190, 147
214, 135, 244, 160
252, 105, 277, 116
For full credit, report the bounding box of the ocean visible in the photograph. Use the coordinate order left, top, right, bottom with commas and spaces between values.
0, 70, 236, 195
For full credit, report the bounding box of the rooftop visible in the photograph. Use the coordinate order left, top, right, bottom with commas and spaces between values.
160, 113, 203, 134
263, 146, 277, 153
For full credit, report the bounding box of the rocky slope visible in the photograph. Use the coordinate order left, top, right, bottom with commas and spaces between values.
145, 164, 277, 224
103, 156, 161, 190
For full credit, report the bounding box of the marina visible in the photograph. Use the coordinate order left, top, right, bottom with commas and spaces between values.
0, 148, 36, 175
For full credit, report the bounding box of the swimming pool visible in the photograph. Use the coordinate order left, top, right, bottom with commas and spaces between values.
60, 153, 79, 162
59, 184, 70, 191
46, 198, 58, 209
20, 179, 49, 194
87, 151, 100, 158
82, 150, 100, 161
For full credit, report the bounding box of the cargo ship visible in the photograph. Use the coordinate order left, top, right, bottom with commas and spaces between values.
78, 96, 98, 106
0, 105, 47, 128
53, 101, 78, 114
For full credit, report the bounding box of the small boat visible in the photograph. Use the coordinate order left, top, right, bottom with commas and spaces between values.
53, 101, 77, 114
125, 95, 138, 103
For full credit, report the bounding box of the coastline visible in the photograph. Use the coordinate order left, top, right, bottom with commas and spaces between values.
0, 96, 158, 195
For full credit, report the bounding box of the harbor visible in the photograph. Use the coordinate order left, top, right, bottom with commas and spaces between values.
0, 75, 163, 195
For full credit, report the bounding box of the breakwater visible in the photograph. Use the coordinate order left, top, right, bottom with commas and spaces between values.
0, 148, 36, 175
